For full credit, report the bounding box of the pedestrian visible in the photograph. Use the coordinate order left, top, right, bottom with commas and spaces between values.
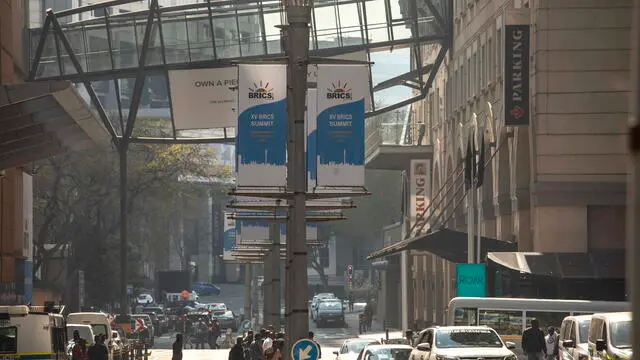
545, 327, 559, 360
87, 335, 108, 360
348, 293, 354, 312
522, 319, 547, 360
250, 333, 263, 360
210, 319, 221, 349
196, 320, 208, 349
71, 331, 86, 360
308, 332, 322, 359
364, 302, 373, 331
229, 337, 245, 360
404, 330, 414, 346
172, 334, 183, 360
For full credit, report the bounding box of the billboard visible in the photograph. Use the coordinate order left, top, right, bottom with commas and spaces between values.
315, 64, 367, 187
222, 212, 237, 261
409, 159, 430, 237
168, 67, 238, 129
236, 64, 288, 187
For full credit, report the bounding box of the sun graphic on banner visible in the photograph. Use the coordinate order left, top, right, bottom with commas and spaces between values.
327, 80, 351, 94
248, 81, 273, 93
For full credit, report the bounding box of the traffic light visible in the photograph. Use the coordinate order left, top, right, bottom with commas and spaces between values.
347, 265, 353, 280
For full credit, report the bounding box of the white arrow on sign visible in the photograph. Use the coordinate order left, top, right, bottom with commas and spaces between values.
298, 345, 313, 360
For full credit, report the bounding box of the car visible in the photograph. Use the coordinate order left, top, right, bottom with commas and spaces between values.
214, 310, 239, 332
141, 307, 167, 334
192, 282, 221, 296
136, 293, 154, 305
409, 326, 517, 360
356, 344, 412, 360
558, 314, 592, 360
310, 293, 336, 320
314, 298, 345, 327
333, 338, 382, 360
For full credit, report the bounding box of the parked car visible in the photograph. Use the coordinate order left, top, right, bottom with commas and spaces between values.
214, 310, 239, 332
192, 282, 221, 296
558, 314, 592, 360
333, 338, 381, 360
141, 307, 167, 334
356, 344, 412, 360
310, 293, 336, 320
136, 294, 154, 305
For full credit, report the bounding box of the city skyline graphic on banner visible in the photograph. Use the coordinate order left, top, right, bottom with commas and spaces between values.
316, 99, 366, 166
236, 98, 287, 165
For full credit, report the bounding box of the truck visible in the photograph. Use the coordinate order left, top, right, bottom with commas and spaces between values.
155, 270, 192, 305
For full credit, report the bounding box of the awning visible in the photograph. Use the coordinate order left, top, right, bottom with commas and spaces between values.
367, 228, 517, 263
487, 251, 625, 279
0, 81, 110, 169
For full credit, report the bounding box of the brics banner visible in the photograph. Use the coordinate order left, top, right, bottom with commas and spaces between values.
236, 211, 318, 243
236, 64, 287, 187
316, 64, 367, 187
503, 16, 530, 126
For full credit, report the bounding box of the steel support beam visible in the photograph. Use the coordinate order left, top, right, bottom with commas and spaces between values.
628, 0, 640, 353
244, 264, 253, 324
118, 142, 128, 314
372, 64, 432, 91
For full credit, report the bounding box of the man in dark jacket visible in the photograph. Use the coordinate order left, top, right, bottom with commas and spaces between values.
229, 337, 245, 360
522, 319, 547, 360
87, 335, 108, 360
250, 333, 263, 360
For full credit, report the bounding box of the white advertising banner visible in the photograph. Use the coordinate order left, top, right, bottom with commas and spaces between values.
409, 159, 431, 237
315, 64, 367, 187
222, 212, 237, 261
168, 67, 238, 129
236, 64, 288, 187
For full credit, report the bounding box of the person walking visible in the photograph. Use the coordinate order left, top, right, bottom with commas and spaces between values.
364, 302, 373, 331
71, 331, 86, 360
522, 319, 547, 360
250, 333, 263, 360
229, 337, 245, 360
87, 335, 108, 360
544, 327, 559, 360
308, 332, 322, 359
172, 334, 183, 360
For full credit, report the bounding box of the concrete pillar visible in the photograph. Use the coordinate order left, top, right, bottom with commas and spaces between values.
434, 257, 444, 325
244, 264, 252, 322
425, 255, 434, 324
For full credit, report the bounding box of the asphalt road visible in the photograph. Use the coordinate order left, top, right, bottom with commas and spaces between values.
152, 283, 360, 356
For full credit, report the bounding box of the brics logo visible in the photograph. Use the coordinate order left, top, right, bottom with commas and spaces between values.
326, 81, 352, 100
248, 81, 274, 99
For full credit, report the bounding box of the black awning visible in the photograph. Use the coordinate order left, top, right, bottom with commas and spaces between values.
487, 251, 626, 279
367, 228, 517, 263
0, 81, 109, 169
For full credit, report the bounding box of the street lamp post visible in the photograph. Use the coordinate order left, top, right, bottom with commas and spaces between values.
284, 0, 311, 353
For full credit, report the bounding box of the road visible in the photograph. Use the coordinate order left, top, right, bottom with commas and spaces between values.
151, 284, 361, 360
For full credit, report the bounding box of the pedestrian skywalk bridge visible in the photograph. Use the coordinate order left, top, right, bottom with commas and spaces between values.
27, 0, 451, 143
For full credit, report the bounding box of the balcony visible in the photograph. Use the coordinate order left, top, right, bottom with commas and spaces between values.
365, 110, 433, 170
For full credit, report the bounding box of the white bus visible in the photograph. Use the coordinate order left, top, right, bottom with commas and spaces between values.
446, 297, 629, 358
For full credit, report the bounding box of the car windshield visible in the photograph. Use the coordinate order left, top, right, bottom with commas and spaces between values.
347, 341, 378, 353
435, 329, 503, 348
610, 320, 631, 349
365, 348, 411, 360
578, 320, 590, 343
91, 324, 108, 338
319, 301, 342, 310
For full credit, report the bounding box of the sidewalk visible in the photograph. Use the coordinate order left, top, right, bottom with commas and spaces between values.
343, 312, 403, 341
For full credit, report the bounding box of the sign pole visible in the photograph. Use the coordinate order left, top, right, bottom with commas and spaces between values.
285, 2, 311, 351
467, 180, 475, 264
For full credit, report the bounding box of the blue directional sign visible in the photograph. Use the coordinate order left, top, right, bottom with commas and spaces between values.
291, 339, 320, 360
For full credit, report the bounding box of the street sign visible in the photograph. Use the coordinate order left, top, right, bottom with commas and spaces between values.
134, 318, 145, 333
291, 339, 320, 360
126, 284, 133, 296
240, 320, 252, 332
456, 264, 486, 297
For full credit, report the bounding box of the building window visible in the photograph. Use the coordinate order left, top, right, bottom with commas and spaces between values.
487, 37, 493, 81
480, 44, 485, 89
496, 28, 502, 78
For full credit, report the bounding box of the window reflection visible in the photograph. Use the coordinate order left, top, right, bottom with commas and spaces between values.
526, 312, 569, 333
453, 308, 477, 326
478, 310, 522, 335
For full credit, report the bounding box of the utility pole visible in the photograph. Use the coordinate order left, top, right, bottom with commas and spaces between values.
284, 0, 311, 353
119, 142, 128, 314
271, 223, 282, 331
627, 0, 639, 352
244, 264, 252, 324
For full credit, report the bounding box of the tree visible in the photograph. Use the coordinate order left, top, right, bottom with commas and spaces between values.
308, 243, 330, 291
32, 138, 231, 305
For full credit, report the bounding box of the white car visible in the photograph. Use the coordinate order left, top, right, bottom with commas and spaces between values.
409, 326, 517, 360
310, 293, 336, 320
136, 293, 154, 304
356, 344, 412, 360
334, 338, 381, 360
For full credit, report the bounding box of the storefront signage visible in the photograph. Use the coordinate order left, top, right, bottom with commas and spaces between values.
410, 159, 430, 236
456, 263, 486, 297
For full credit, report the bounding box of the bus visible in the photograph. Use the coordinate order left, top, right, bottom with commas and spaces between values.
446, 297, 629, 359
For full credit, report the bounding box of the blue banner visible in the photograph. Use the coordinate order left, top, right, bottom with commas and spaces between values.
236, 64, 288, 187
316, 65, 367, 187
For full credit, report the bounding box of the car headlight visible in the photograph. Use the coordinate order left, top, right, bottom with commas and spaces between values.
504, 356, 517, 360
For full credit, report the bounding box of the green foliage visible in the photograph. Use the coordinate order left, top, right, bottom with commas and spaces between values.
33, 141, 231, 306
